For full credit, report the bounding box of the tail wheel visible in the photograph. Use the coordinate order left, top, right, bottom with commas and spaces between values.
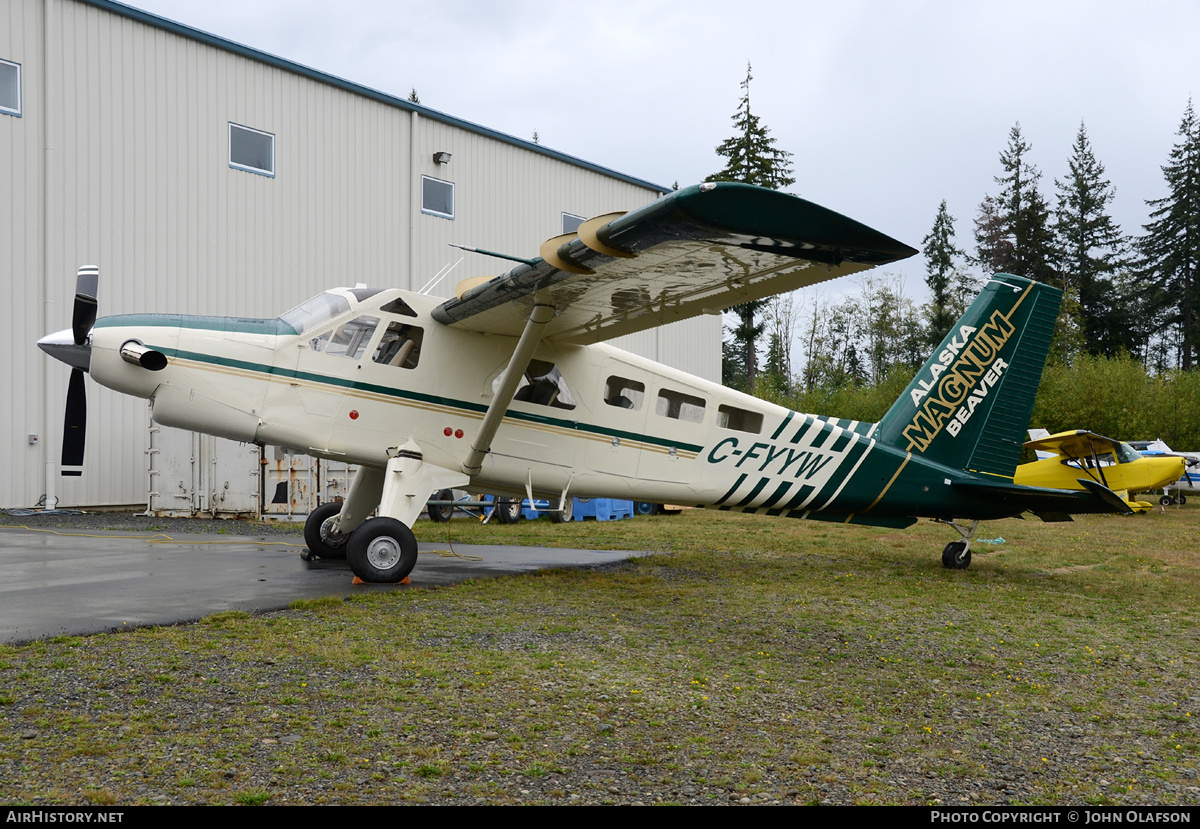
941, 541, 971, 570
347, 517, 418, 583
304, 502, 348, 560
634, 501, 660, 516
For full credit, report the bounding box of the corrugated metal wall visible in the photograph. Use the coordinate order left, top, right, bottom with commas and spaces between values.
0, 0, 718, 509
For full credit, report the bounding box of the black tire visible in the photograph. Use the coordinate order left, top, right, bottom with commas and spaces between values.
304, 502, 349, 560
427, 488, 454, 523
1161, 495, 1175, 507
1180, 495, 1188, 505
495, 497, 523, 525
347, 517, 418, 583
634, 501, 660, 517
549, 497, 574, 524
941, 541, 971, 570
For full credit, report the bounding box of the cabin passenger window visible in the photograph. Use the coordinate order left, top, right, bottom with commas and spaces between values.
372, 322, 423, 370
717, 405, 763, 434
498, 359, 576, 410
656, 389, 706, 423
604, 376, 644, 410
312, 316, 379, 359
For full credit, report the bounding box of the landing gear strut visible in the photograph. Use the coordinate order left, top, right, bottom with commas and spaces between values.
937, 519, 979, 570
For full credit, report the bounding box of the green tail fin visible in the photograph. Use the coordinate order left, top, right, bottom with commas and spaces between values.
874, 274, 1061, 477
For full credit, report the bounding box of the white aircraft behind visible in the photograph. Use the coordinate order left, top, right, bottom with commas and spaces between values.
39, 183, 1127, 582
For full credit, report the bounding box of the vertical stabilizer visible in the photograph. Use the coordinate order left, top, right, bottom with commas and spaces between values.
874, 274, 1061, 477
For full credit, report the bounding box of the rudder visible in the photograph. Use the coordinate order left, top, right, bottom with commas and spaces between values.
874, 274, 1061, 477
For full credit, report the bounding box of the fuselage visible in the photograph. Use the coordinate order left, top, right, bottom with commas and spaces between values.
88, 287, 1019, 524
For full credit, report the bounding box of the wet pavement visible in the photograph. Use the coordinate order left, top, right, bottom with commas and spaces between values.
0, 526, 640, 644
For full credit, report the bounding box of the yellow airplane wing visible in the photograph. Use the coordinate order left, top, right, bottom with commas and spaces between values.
431, 182, 916, 344
1023, 430, 1124, 460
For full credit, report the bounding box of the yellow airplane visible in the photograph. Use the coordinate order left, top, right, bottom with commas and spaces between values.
1015, 431, 1185, 513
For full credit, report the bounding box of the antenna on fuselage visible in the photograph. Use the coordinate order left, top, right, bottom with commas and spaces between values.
417, 256, 465, 296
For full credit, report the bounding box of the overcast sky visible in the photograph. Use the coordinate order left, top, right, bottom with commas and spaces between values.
125, 0, 1200, 301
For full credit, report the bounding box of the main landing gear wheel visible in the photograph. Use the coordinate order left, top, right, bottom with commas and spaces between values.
427, 488, 454, 523
495, 497, 523, 524
941, 540, 972, 570
304, 502, 349, 560
1162, 495, 1175, 507
634, 501, 660, 516
549, 497, 574, 524
347, 517, 419, 583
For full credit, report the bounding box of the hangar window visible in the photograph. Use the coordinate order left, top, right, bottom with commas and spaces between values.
604, 376, 644, 410
562, 212, 585, 234
229, 123, 275, 177
717, 405, 763, 434
372, 322, 423, 370
0, 59, 20, 117
656, 389, 706, 424
421, 175, 454, 219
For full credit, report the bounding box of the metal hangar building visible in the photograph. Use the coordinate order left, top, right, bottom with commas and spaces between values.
0, 0, 720, 513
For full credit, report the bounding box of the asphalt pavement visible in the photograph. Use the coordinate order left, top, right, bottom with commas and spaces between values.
0, 526, 640, 644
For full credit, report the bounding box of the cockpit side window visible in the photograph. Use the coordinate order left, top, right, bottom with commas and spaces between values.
372, 322, 424, 370
279, 292, 351, 335
496, 359, 576, 410
311, 316, 379, 359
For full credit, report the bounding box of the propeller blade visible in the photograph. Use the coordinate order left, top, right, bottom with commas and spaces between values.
61, 368, 87, 476
71, 266, 99, 346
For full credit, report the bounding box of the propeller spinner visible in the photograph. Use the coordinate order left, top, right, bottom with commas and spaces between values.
38, 266, 99, 477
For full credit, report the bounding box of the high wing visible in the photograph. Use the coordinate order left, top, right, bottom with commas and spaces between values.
431, 182, 917, 343
1024, 430, 1122, 460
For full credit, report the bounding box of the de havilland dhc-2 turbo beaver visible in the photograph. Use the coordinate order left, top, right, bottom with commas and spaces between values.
38, 182, 1129, 582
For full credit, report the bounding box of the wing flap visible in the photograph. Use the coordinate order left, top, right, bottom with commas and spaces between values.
431, 182, 916, 344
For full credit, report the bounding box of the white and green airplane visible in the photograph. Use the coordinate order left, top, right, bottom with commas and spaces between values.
39, 182, 1127, 583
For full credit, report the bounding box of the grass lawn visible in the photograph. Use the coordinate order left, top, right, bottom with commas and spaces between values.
1, 506, 1198, 805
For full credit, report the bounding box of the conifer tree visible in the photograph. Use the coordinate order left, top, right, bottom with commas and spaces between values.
707, 63, 796, 389
922, 201, 966, 345
976, 124, 1071, 358
1139, 100, 1200, 369
1053, 122, 1129, 356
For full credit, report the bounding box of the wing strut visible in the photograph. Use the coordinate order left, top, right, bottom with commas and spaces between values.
461, 303, 556, 476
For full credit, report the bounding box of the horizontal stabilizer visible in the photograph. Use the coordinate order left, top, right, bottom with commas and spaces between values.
954, 478, 1132, 520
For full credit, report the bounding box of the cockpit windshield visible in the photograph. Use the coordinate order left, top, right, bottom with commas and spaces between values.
279, 292, 351, 335
1116, 443, 1143, 464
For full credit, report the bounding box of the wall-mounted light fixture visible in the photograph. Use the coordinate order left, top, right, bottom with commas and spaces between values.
433, 151, 452, 165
